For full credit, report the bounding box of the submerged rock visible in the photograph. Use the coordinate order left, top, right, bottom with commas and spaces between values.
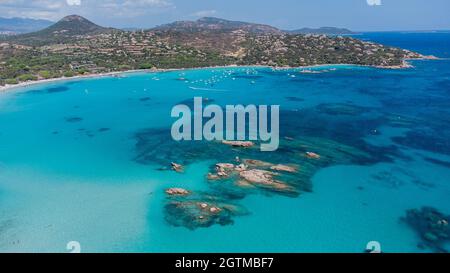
207, 158, 300, 196
234, 164, 248, 172
207, 173, 221, 180
305, 152, 321, 159
243, 159, 273, 168
270, 164, 298, 173
216, 163, 235, 173
164, 195, 248, 230
139, 97, 151, 102
216, 163, 235, 169
403, 207, 450, 253
222, 140, 254, 148
213, 163, 236, 178
239, 169, 293, 192
165, 188, 190, 196
65, 117, 83, 123
239, 169, 276, 185
207, 162, 250, 181
171, 162, 184, 173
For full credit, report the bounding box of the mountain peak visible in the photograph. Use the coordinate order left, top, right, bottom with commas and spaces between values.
46, 14, 110, 36
7, 15, 117, 46
60, 15, 91, 22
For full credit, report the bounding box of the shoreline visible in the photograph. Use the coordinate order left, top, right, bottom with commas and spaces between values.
0, 57, 439, 93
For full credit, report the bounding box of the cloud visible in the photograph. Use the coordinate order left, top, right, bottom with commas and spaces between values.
191, 10, 217, 17
367, 0, 382, 6
66, 0, 81, 6
99, 0, 175, 18
0, 0, 175, 20
123, 0, 173, 8
0, 0, 64, 19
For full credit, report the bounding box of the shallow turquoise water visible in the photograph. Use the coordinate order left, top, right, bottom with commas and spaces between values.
1, 33, 450, 253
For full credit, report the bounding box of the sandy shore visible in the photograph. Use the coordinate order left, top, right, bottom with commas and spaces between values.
0, 65, 242, 93
0, 70, 147, 93
0, 57, 439, 93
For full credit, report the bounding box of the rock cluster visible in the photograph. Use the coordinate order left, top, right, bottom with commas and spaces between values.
403, 207, 450, 253
270, 164, 298, 173
305, 152, 321, 159
165, 188, 190, 196
207, 159, 299, 194
222, 140, 255, 148
164, 195, 248, 230
171, 162, 184, 173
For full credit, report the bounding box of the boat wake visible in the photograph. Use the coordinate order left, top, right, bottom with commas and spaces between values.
188, 86, 229, 92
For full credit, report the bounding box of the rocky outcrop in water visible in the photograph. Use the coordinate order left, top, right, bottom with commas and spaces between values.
403, 207, 450, 253
222, 140, 255, 148
238, 169, 294, 192
305, 152, 321, 160
135, 126, 375, 229
164, 191, 248, 230
171, 162, 184, 173
166, 188, 190, 196
270, 164, 298, 173
207, 160, 299, 196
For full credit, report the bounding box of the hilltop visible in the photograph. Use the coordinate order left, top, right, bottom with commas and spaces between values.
0, 15, 427, 86
154, 17, 282, 34
6, 15, 119, 46
43, 15, 113, 35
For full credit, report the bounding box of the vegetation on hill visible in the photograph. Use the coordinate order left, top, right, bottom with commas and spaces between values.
4, 15, 118, 46
0, 15, 426, 87
288, 27, 355, 35
154, 17, 282, 34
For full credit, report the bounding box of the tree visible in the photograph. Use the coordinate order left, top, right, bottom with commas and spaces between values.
39, 70, 52, 79
64, 71, 75, 77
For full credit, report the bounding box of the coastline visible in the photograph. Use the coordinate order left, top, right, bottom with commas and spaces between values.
0, 65, 240, 93
0, 56, 439, 94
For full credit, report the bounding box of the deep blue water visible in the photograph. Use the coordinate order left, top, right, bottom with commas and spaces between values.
0, 32, 450, 253
356, 31, 450, 57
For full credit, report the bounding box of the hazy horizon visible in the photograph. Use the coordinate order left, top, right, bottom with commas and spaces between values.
2, 13, 450, 33
0, 0, 449, 32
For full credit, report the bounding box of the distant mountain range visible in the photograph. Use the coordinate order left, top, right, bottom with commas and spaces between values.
288, 27, 355, 35
0, 17, 53, 34
1, 15, 354, 36
5, 15, 357, 47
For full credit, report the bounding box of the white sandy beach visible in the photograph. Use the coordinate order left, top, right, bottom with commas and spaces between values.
0, 56, 438, 94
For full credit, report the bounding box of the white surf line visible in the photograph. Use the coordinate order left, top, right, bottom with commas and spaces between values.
188, 86, 229, 92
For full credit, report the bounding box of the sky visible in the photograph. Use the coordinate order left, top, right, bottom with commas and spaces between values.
0, 0, 449, 31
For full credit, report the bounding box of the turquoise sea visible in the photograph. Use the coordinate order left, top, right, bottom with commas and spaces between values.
1, 32, 450, 253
